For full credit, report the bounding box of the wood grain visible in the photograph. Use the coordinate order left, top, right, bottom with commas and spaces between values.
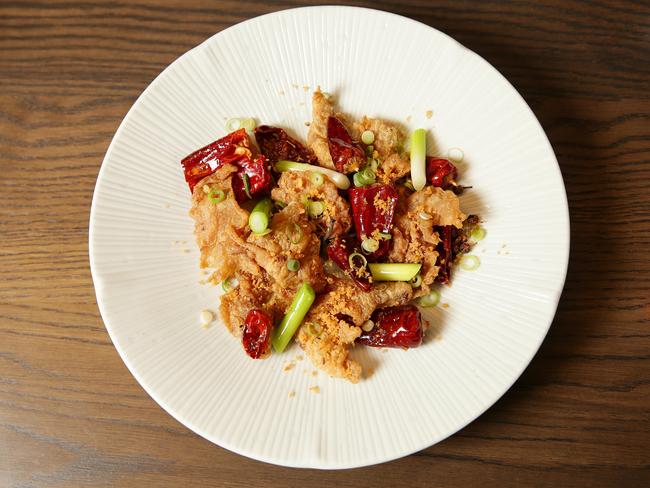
1, 0, 648, 486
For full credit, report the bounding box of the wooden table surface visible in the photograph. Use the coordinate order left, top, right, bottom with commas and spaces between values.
1, 1, 649, 486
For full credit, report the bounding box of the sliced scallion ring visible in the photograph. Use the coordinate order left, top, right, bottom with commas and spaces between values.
225, 118, 241, 132
410, 274, 423, 288
361, 130, 375, 145
310, 172, 324, 186
447, 147, 464, 163
305, 321, 322, 338
403, 178, 415, 191
378, 232, 392, 240
208, 188, 226, 204
369, 158, 379, 172
460, 255, 480, 271
307, 200, 325, 218
221, 276, 239, 293
361, 238, 379, 254
240, 117, 256, 132
470, 226, 486, 241
353, 172, 365, 187
418, 290, 440, 307
348, 252, 368, 270
287, 258, 300, 272
359, 167, 376, 185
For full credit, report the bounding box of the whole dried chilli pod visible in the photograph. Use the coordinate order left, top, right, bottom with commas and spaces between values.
327, 116, 365, 173
242, 309, 274, 359
348, 184, 398, 261
326, 236, 372, 291
357, 305, 423, 348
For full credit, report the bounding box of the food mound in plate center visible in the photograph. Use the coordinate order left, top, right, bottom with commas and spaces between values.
181, 88, 480, 383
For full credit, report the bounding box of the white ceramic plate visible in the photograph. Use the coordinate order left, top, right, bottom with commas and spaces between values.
89, 6, 569, 469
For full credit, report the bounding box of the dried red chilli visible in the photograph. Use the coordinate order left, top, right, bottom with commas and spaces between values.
232, 155, 272, 202
327, 116, 365, 173
181, 129, 273, 202
357, 305, 423, 348
242, 309, 273, 359
426, 157, 458, 190
348, 184, 398, 261
254, 125, 318, 164
326, 236, 372, 291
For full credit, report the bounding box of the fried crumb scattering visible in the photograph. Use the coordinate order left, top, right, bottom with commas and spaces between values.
288, 391, 296, 398
200, 309, 214, 328
283, 362, 295, 372
425, 110, 433, 119
309, 386, 320, 394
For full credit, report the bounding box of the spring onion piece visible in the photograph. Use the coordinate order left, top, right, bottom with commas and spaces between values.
447, 147, 464, 163
460, 255, 481, 271
208, 188, 226, 204
410, 274, 423, 288
470, 226, 486, 241
348, 252, 368, 270
221, 276, 239, 293
378, 232, 392, 240
248, 198, 272, 234
365, 145, 374, 156
360, 167, 376, 184
369, 158, 379, 172
354, 166, 376, 187
403, 178, 415, 191
240, 117, 256, 132
305, 321, 322, 338
418, 211, 433, 221
288, 223, 303, 244
368, 263, 421, 282
225, 118, 241, 131
307, 200, 325, 218
287, 258, 300, 272
410, 128, 427, 191
361, 130, 375, 145
418, 290, 440, 307
274, 200, 287, 210
242, 173, 253, 199
361, 238, 379, 254
272, 283, 316, 352
275, 160, 350, 190
310, 172, 324, 186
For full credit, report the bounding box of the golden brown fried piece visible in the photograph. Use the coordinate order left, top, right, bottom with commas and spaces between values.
297, 279, 413, 382
271, 171, 352, 238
